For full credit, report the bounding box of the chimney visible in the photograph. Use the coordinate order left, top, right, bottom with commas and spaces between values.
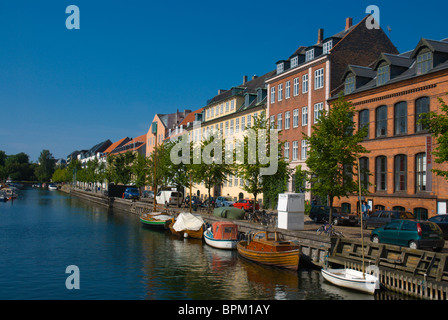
317, 28, 324, 44
346, 17, 353, 31
243, 75, 248, 84
252, 74, 258, 80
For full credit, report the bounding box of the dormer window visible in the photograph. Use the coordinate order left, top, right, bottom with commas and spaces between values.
291, 56, 298, 68
377, 64, 390, 86
277, 63, 284, 74
344, 74, 355, 95
306, 49, 314, 62
416, 51, 433, 75
323, 40, 333, 54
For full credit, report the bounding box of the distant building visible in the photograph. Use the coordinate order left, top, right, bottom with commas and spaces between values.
77, 140, 112, 167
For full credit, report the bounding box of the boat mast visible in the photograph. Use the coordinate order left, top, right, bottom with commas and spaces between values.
358, 158, 365, 278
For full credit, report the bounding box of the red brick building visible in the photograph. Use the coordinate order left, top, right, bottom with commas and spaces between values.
332, 37, 448, 218
266, 16, 397, 200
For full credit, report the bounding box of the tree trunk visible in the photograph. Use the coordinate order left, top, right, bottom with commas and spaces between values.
329, 196, 334, 225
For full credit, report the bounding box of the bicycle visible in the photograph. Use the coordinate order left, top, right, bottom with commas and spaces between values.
316, 222, 344, 237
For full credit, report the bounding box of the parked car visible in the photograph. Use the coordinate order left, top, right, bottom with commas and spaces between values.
203, 197, 216, 208
233, 199, 260, 211
215, 196, 234, 207
156, 190, 183, 207
123, 187, 140, 200
428, 215, 448, 239
142, 190, 154, 199
363, 210, 415, 229
370, 219, 445, 251
309, 205, 358, 226
184, 196, 202, 207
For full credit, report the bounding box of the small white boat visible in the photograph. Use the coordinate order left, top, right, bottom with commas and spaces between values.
321, 268, 380, 295
48, 184, 58, 191
204, 221, 239, 250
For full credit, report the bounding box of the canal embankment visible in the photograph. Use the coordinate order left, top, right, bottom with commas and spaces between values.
64, 186, 448, 300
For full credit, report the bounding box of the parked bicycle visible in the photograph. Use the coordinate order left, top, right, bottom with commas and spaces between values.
316, 222, 344, 237
246, 210, 277, 227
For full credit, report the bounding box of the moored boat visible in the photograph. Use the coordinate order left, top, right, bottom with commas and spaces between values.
204, 221, 239, 250
140, 212, 173, 229
321, 268, 380, 295
48, 184, 58, 191
213, 207, 245, 220
167, 212, 205, 239
1, 188, 17, 199
237, 231, 300, 271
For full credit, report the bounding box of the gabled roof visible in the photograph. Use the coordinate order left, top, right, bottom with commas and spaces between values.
410, 38, 448, 58
342, 65, 376, 81
104, 137, 130, 154
180, 107, 204, 126
372, 52, 414, 70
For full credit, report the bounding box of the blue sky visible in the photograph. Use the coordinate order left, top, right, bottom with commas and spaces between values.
0, 0, 446, 162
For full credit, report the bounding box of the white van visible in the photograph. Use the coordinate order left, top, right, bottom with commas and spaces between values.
156, 190, 183, 207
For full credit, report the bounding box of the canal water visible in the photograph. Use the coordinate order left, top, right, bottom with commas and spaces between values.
0, 188, 404, 300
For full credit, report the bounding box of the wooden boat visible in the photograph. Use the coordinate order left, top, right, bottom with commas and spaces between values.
321, 158, 380, 295
140, 212, 173, 229
237, 231, 300, 271
204, 221, 239, 250
321, 268, 380, 295
167, 212, 205, 239
2, 188, 17, 199
213, 207, 245, 220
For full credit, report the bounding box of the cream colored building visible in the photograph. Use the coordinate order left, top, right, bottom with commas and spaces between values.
185, 71, 276, 203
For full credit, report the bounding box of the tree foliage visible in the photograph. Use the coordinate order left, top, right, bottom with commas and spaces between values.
304, 96, 369, 223
420, 93, 448, 181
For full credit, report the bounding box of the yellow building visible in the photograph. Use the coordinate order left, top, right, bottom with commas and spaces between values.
185, 71, 276, 203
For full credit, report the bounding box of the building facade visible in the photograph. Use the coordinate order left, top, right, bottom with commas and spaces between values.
333, 37, 448, 218
266, 16, 398, 201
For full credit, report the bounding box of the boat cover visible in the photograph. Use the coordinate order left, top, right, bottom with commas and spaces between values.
173, 212, 204, 232
151, 215, 172, 221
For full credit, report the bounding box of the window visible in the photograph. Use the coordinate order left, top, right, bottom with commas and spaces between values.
285, 111, 290, 129
415, 97, 430, 132
376, 156, 387, 191
302, 74, 308, 93
278, 84, 283, 101
414, 207, 428, 220
293, 78, 300, 96
359, 157, 369, 189
220, 104, 224, 114
377, 64, 390, 86
225, 121, 229, 136
417, 51, 433, 75
247, 115, 251, 128
376, 105, 387, 137
306, 49, 314, 62
235, 118, 239, 133
270, 115, 275, 129
270, 87, 275, 103
302, 107, 308, 126
293, 109, 299, 128
284, 142, 290, 160
292, 141, 298, 160
290, 56, 298, 68
277, 113, 282, 130
323, 40, 333, 54
241, 116, 245, 131
392, 206, 405, 212
301, 140, 307, 160
314, 68, 324, 90
359, 109, 369, 138
285, 81, 290, 99
230, 120, 234, 135
226, 102, 229, 112
231, 100, 234, 110
277, 63, 284, 74
345, 75, 355, 95
314, 103, 324, 123
394, 154, 407, 191
415, 153, 426, 192
394, 102, 408, 135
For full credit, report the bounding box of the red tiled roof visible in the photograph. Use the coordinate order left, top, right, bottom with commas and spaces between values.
104, 137, 129, 154
180, 107, 204, 126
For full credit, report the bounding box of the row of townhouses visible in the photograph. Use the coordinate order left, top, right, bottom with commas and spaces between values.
68, 16, 448, 218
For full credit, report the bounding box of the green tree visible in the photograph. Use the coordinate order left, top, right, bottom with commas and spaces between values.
35, 150, 55, 182
236, 112, 291, 211
132, 153, 150, 189
304, 96, 369, 224
420, 93, 448, 180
